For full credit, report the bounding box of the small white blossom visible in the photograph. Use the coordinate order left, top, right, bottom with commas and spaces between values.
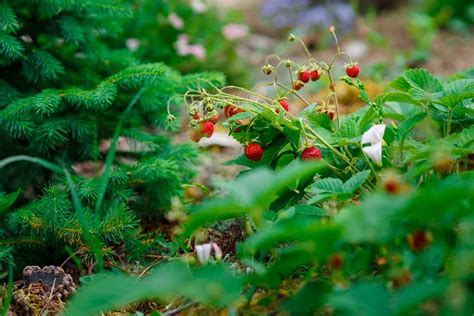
363, 142, 383, 165
222, 24, 248, 40
126, 38, 140, 52
168, 13, 184, 29
190, 0, 207, 13
361, 124, 385, 166
361, 124, 385, 145
195, 243, 212, 264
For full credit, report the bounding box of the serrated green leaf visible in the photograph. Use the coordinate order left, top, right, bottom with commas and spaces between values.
344, 170, 371, 192
403, 68, 442, 94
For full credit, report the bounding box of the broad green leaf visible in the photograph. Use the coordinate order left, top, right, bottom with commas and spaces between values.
64, 262, 241, 315
403, 68, 442, 94
330, 282, 391, 316
311, 178, 345, 193
181, 199, 246, 236
375, 91, 422, 106
335, 119, 359, 139
344, 170, 371, 192
283, 281, 332, 314
241, 219, 342, 256
393, 280, 448, 315
396, 112, 427, 142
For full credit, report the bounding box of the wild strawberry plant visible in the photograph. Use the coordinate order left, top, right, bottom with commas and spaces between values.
62, 29, 474, 315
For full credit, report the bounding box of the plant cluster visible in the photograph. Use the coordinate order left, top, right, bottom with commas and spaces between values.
0, 0, 225, 275
63, 28, 474, 315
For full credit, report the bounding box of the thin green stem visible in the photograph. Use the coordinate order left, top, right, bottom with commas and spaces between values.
95, 88, 145, 218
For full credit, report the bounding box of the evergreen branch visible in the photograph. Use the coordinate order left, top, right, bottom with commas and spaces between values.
22, 50, 65, 83
0, 3, 19, 33
0, 31, 23, 60
107, 63, 180, 88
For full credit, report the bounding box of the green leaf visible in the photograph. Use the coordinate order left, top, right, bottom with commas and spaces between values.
283, 281, 332, 314
330, 282, 391, 316
397, 112, 427, 142
312, 178, 345, 193
344, 170, 371, 192
375, 91, 422, 106
403, 68, 442, 94
393, 280, 448, 315
0, 189, 21, 218
64, 262, 241, 315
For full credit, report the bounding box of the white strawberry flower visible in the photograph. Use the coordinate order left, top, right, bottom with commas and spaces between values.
361, 124, 385, 145
362, 143, 383, 165
195, 243, 212, 264
361, 124, 386, 166
195, 242, 223, 264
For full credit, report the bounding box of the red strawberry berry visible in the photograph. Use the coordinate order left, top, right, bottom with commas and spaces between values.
199, 121, 214, 138
192, 112, 199, 120
277, 99, 289, 113
189, 129, 201, 142
301, 147, 322, 160
209, 113, 219, 124
234, 120, 243, 133
298, 71, 311, 83
345, 64, 360, 78
293, 80, 304, 91
310, 69, 320, 81
407, 230, 432, 252
325, 110, 335, 120
244, 143, 263, 162
224, 105, 243, 118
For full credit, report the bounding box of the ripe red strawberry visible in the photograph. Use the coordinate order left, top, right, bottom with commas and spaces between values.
209, 113, 219, 124
234, 120, 243, 133
301, 146, 322, 160
192, 112, 199, 120
293, 80, 304, 91
345, 64, 360, 78
329, 254, 343, 270
407, 230, 432, 251
310, 69, 320, 81
199, 121, 214, 138
277, 99, 289, 113
224, 105, 243, 118
325, 110, 335, 120
189, 129, 201, 142
298, 71, 311, 83
244, 143, 263, 161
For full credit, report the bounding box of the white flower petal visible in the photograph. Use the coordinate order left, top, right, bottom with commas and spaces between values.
195, 243, 212, 264
211, 242, 222, 261
361, 124, 386, 145
363, 143, 383, 166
